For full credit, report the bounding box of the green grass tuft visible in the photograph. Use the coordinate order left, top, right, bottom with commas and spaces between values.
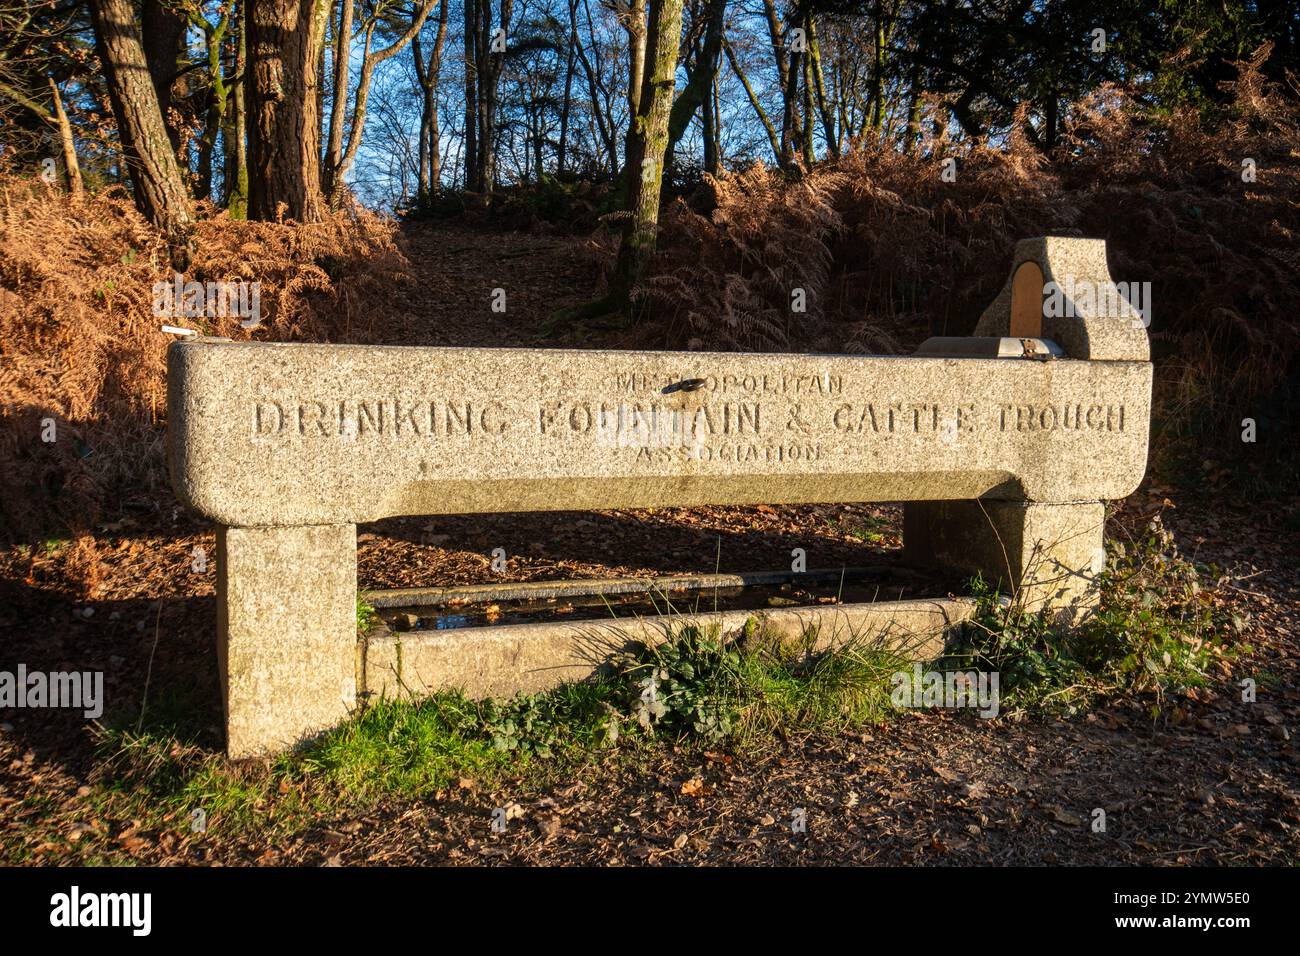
617, 620, 908, 747
299, 692, 512, 799
356, 597, 377, 635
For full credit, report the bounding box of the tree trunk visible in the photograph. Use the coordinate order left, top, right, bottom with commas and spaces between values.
462, 0, 478, 189
725, 38, 780, 163
575, 0, 617, 175
532, 106, 543, 181
245, 0, 329, 223
473, 0, 512, 198
196, 13, 233, 202
89, 0, 194, 263
762, 0, 801, 169
701, 73, 716, 174
316, 22, 327, 156
807, 14, 837, 158
665, 0, 726, 158
413, 0, 449, 202
463, 0, 479, 189
47, 77, 83, 197
323, 0, 355, 202
327, 0, 441, 205
1043, 86, 1058, 151
196, 89, 220, 200
225, 13, 250, 217
474, 0, 490, 191
602, 0, 687, 316
800, 26, 815, 166
616, 0, 686, 290
780, 48, 803, 168
903, 57, 922, 151
558, 0, 578, 175
428, 0, 447, 190
141, 0, 186, 152
622, 0, 647, 165
545, 0, 684, 329
711, 73, 722, 170
867, 1, 886, 136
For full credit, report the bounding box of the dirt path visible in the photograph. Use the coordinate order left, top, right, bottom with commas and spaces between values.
275, 699, 1300, 867
397, 221, 607, 347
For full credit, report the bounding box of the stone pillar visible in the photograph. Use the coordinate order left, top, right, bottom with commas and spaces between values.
217, 524, 358, 758
904, 500, 1106, 619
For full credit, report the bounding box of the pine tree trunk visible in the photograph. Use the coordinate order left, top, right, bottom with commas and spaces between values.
245, 0, 328, 223
89, 0, 194, 264
141, 0, 186, 152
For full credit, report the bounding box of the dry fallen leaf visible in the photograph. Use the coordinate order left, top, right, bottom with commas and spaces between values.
933, 764, 963, 784
1047, 806, 1083, 826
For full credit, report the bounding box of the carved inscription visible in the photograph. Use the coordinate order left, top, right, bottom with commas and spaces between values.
831, 402, 1128, 434
248, 376, 1130, 476
607, 372, 843, 396
255, 399, 514, 439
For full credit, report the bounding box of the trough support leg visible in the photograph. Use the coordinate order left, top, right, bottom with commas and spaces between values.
903, 500, 1106, 620
217, 524, 358, 758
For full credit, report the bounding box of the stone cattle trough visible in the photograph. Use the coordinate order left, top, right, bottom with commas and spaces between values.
168, 237, 1151, 757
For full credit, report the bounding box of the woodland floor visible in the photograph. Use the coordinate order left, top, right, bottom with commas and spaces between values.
1, 222, 1298, 865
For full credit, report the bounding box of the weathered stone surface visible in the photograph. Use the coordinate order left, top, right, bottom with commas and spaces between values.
904, 500, 1106, 617
218, 524, 358, 757
362, 567, 870, 608
365, 598, 975, 701
167, 236, 1155, 757
169, 340, 1150, 527
975, 236, 1150, 361
914, 336, 1064, 359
